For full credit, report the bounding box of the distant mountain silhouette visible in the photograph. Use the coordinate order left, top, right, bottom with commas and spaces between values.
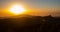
0, 15, 60, 32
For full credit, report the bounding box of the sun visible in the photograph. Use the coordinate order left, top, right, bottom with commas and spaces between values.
9, 4, 26, 15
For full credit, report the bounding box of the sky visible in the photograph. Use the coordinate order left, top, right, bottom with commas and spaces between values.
0, 0, 60, 17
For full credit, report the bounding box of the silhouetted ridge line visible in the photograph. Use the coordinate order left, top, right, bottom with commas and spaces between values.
0, 15, 60, 32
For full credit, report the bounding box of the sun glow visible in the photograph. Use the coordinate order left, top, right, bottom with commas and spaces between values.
9, 4, 26, 15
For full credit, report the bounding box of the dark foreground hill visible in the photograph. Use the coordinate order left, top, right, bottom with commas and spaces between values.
0, 15, 60, 32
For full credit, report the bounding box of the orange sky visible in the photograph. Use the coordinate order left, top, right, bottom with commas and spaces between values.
0, 0, 60, 17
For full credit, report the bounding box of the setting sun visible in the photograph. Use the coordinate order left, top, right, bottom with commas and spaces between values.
9, 4, 26, 15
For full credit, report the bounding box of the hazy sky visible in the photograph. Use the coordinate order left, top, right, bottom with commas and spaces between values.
0, 0, 60, 17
